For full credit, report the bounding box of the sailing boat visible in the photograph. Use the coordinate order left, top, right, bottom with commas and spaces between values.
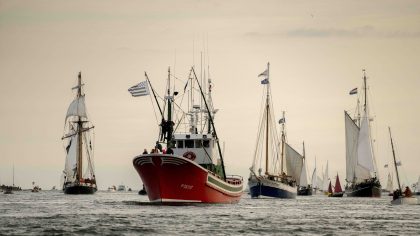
389, 127, 417, 205
132, 67, 243, 204
344, 70, 381, 197
329, 174, 344, 197
414, 176, 420, 195
62, 72, 97, 194
311, 157, 318, 194
322, 161, 329, 195
297, 142, 312, 196
248, 63, 298, 199
382, 172, 394, 196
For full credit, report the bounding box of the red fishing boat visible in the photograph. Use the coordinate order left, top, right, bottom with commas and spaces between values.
131, 67, 243, 204
330, 174, 344, 197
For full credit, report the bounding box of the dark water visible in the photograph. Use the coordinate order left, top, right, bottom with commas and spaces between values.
1, 190, 419, 235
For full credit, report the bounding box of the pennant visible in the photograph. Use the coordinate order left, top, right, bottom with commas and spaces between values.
349, 88, 358, 95
258, 69, 268, 77
261, 78, 269, 84
279, 118, 286, 124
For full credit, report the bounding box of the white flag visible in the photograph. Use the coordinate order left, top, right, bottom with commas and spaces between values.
128, 81, 149, 97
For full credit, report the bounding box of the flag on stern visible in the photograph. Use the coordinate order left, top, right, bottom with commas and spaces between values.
128, 81, 150, 97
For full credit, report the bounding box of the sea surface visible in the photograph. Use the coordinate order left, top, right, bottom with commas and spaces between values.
1, 190, 419, 235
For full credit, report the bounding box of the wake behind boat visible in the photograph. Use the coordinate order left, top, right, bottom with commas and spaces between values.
344, 70, 381, 197
61, 72, 97, 194
131, 67, 243, 204
248, 63, 298, 199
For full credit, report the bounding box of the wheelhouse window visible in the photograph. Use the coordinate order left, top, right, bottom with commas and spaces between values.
176, 140, 184, 148
185, 140, 194, 148
203, 140, 210, 148
195, 140, 202, 148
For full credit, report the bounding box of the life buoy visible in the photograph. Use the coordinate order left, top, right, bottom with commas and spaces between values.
183, 151, 196, 161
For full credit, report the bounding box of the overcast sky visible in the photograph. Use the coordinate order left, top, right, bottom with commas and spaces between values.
1, 0, 419, 190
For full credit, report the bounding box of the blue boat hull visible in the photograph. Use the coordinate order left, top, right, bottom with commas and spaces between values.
249, 182, 296, 199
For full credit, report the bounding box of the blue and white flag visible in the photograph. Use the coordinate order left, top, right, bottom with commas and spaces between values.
279, 117, 286, 124
349, 87, 358, 95
128, 81, 150, 97
261, 78, 269, 84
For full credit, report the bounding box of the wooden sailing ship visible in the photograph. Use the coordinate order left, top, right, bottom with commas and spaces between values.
297, 142, 312, 196
344, 70, 381, 197
248, 63, 298, 199
62, 72, 97, 194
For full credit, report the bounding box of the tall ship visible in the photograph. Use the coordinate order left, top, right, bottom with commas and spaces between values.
248, 63, 299, 199
131, 67, 243, 204
62, 72, 97, 194
344, 70, 381, 197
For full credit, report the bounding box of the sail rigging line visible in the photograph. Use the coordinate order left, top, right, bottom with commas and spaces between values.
191, 67, 226, 180
251, 85, 269, 172
82, 131, 95, 178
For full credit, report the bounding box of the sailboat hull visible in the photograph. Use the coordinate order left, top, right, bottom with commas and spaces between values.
248, 176, 297, 199
297, 186, 313, 196
345, 179, 381, 197
64, 183, 97, 194
133, 154, 243, 204
391, 196, 418, 205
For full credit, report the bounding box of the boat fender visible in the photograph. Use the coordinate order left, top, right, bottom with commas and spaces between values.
183, 151, 196, 161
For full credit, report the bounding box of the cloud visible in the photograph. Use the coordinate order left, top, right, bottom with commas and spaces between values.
245, 26, 420, 39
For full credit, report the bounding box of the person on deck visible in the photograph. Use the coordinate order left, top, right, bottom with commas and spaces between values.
404, 186, 413, 197
142, 149, 148, 154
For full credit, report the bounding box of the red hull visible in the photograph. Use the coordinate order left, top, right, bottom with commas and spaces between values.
133, 154, 243, 204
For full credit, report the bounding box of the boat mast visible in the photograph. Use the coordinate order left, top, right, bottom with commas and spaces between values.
77, 72, 83, 181
388, 127, 402, 193
265, 62, 270, 175
363, 69, 367, 113
191, 68, 226, 180
280, 111, 285, 174
166, 67, 174, 146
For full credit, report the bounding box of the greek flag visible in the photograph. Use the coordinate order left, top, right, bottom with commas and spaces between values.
128, 81, 149, 97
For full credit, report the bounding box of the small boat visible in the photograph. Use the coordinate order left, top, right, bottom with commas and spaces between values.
62, 72, 97, 194
414, 176, 420, 195
248, 63, 298, 199
382, 172, 394, 196
117, 185, 126, 191
310, 157, 319, 194
297, 142, 312, 196
388, 127, 418, 205
3, 186, 13, 194
138, 185, 147, 195
327, 181, 333, 197
131, 66, 243, 204
344, 70, 381, 197
329, 174, 344, 197
31, 182, 41, 192
107, 186, 116, 192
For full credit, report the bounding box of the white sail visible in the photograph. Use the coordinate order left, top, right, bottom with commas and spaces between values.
322, 161, 329, 191
285, 143, 303, 184
64, 135, 78, 182
317, 176, 323, 190
357, 116, 375, 173
415, 176, 420, 193
345, 111, 371, 182
66, 96, 87, 119
299, 159, 308, 187
311, 167, 317, 188
386, 172, 393, 192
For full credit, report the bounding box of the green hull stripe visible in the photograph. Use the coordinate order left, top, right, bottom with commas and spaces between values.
207, 175, 243, 192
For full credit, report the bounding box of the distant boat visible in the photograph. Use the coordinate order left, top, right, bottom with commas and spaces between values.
322, 161, 329, 195
297, 142, 312, 196
31, 182, 41, 192
329, 174, 344, 197
414, 176, 420, 195
107, 186, 116, 192
344, 70, 381, 197
248, 63, 298, 199
138, 185, 147, 195
388, 127, 418, 205
62, 72, 97, 194
382, 172, 394, 196
117, 185, 126, 191
310, 157, 319, 194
